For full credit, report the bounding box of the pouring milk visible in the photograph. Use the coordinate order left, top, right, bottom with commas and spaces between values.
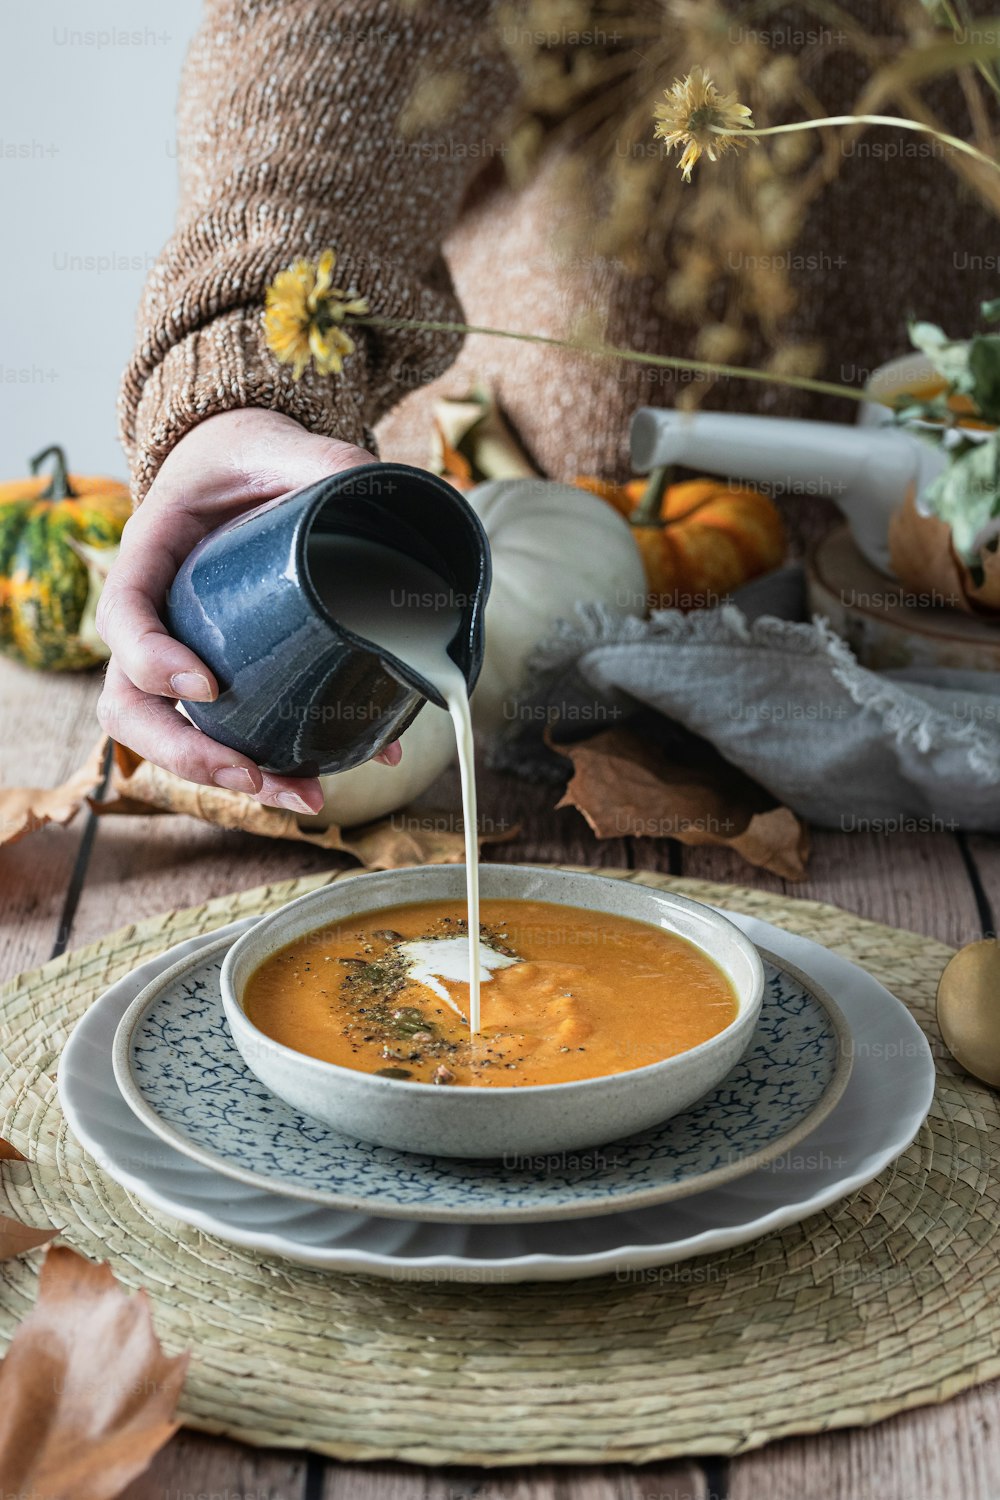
308, 533, 494, 1032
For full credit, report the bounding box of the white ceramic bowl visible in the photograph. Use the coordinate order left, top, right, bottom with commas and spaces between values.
220, 865, 765, 1159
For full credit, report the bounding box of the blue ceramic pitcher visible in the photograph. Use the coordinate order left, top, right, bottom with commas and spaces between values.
166, 462, 491, 778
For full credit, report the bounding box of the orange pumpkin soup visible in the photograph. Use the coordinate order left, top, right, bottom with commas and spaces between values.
243, 899, 738, 1087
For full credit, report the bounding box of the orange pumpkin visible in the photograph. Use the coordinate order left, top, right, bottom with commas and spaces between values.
575, 471, 786, 610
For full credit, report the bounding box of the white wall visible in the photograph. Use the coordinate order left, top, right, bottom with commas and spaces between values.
1, 1, 203, 482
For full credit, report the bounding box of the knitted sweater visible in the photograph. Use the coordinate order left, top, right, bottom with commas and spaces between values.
120, 0, 997, 501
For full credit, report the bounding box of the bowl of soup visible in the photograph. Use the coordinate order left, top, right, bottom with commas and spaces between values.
220, 865, 765, 1158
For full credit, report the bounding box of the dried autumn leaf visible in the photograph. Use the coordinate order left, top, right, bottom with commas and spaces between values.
889, 489, 1000, 618
0, 1139, 60, 1258
433, 417, 475, 491
92, 743, 517, 870
0, 737, 106, 849
0, 1218, 59, 1260
0, 1246, 189, 1500
338, 808, 517, 868
431, 387, 538, 486
552, 727, 810, 881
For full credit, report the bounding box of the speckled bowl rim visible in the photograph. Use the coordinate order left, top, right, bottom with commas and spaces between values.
220, 868, 767, 1102
110, 915, 854, 1223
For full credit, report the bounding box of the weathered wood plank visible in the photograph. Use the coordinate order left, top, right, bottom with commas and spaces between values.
678, 830, 980, 948
728, 1381, 1000, 1500
119, 1431, 308, 1499
322, 1461, 708, 1498
798, 830, 982, 949
964, 835, 1000, 932
0, 660, 101, 978
650, 840, 781, 888
69, 811, 342, 948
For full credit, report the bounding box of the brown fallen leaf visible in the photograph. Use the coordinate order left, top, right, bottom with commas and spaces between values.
889, 489, 1000, 618
0, 1136, 60, 1259
0, 1245, 189, 1500
337, 811, 518, 868
433, 417, 475, 492
552, 727, 810, 881
0, 737, 106, 849
92, 742, 517, 869
431, 386, 539, 487
0, 1217, 59, 1261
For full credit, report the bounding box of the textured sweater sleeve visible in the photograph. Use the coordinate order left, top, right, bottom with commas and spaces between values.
119, 0, 517, 500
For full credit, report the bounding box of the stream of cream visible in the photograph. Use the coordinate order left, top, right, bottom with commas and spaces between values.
308, 533, 487, 1031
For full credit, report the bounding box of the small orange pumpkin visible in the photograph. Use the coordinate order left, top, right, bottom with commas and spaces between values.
575, 469, 787, 610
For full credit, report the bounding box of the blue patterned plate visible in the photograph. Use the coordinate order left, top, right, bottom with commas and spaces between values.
112, 938, 851, 1223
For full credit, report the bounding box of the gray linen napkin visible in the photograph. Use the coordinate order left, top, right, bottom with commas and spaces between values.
493, 574, 1000, 832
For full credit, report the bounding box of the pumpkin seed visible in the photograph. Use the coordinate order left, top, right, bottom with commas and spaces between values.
392, 1006, 425, 1023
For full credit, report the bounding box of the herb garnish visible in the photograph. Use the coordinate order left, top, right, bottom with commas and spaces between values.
334, 916, 523, 1082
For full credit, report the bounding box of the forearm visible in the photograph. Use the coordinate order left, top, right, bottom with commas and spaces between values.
120, 0, 518, 500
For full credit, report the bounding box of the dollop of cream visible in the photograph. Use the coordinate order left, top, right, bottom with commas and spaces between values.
397, 937, 518, 1016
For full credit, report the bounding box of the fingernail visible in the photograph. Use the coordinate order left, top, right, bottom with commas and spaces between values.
213, 766, 259, 794
171, 671, 213, 701
276, 791, 316, 817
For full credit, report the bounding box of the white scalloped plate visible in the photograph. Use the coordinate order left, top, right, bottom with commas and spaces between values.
110, 937, 851, 1222
58, 911, 934, 1282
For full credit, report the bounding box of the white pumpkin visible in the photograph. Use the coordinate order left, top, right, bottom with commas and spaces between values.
467, 478, 646, 734
312, 702, 457, 829
310, 477, 644, 827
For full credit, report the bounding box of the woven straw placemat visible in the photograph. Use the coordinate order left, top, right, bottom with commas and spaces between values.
0, 867, 997, 1465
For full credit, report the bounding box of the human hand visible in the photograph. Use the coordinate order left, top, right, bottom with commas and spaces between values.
96, 408, 402, 815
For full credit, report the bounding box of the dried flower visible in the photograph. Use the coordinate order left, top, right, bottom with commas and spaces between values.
665, 248, 718, 317
263, 250, 369, 380
765, 343, 825, 384
653, 67, 755, 181
695, 322, 747, 363
757, 56, 801, 106
397, 70, 468, 135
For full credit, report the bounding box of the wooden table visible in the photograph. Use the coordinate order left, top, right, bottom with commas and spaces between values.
2, 656, 999, 1500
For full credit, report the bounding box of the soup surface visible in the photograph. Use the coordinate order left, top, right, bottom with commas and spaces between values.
243, 899, 738, 1087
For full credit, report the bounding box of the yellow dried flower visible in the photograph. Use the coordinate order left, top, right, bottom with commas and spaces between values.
264, 251, 369, 380
653, 67, 755, 181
